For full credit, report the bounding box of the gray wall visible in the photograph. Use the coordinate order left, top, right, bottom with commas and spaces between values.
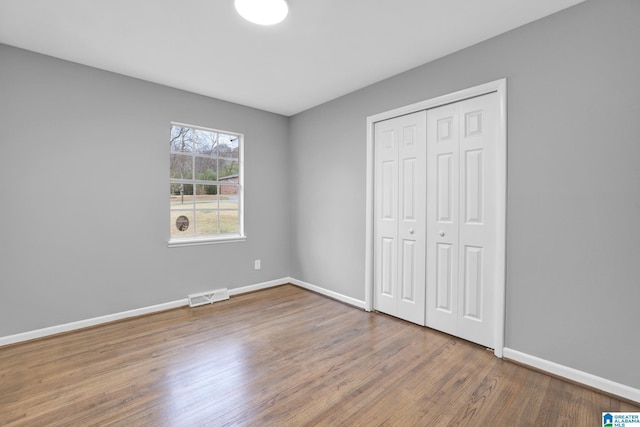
289, 0, 640, 389
0, 44, 290, 337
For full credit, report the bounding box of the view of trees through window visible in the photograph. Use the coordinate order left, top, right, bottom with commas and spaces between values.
169, 124, 241, 239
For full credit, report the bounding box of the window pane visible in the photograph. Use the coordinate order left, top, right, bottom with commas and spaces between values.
170, 184, 194, 209
170, 210, 194, 238
195, 185, 218, 209
170, 153, 193, 179
170, 126, 194, 153
218, 159, 239, 179
219, 210, 239, 234
218, 134, 239, 159
194, 156, 218, 181
219, 187, 239, 208
219, 186, 239, 235
193, 129, 217, 155
195, 210, 219, 236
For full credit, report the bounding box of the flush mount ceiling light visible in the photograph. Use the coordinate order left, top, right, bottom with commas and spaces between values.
235, 0, 288, 25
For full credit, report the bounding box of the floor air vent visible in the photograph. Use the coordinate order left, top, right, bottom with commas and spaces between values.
188, 288, 229, 307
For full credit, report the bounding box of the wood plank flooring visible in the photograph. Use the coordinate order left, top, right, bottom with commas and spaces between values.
1, 284, 637, 426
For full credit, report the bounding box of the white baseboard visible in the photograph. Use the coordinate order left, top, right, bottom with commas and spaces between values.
0, 277, 290, 348
227, 277, 289, 296
503, 347, 640, 404
288, 277, 366, 309
0, 298, 189, 347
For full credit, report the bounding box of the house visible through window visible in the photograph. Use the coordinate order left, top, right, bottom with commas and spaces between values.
169, 123, 243, 245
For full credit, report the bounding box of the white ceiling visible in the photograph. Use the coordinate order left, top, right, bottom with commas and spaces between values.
0, 0, 584, 116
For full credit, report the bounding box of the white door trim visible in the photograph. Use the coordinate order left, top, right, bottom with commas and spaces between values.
365, 79, 507, 358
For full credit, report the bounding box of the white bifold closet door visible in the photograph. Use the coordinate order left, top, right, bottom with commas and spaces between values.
374, 111, 427, 325
373, 92, 498, 348
426, 92, 498, 348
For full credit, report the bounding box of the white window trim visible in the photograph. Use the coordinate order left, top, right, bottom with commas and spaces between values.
168, 235, 247, 248
168, 121, 245, 247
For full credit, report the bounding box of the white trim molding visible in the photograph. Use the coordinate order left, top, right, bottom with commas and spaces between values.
0, 299, 188, 347
0, 277, 290, 347
503, 348, 640, 404
228, 278, 289, 296
168, 235, 247, 248
365, 79, 508, 359
288, 278, 367, 309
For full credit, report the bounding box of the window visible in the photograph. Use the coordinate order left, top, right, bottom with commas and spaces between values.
169, 123, 244, 246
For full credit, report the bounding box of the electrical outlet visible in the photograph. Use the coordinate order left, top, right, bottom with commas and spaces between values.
254, 260, 261, 270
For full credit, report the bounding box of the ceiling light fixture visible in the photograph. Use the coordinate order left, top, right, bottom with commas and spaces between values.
234, 0, 288, 26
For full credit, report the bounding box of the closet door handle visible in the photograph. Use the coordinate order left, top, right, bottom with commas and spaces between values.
409, 229, 414, 235
439, 231, 445, 237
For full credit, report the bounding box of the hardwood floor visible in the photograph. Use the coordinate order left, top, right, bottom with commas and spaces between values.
1, 285, 637, 426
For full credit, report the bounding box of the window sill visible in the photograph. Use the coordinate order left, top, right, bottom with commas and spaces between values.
168, 235, 246, 248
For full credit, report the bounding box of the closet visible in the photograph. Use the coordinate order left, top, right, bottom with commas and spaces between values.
373, 91, 499, 348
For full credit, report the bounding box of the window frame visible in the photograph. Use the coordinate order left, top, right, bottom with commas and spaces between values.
168, 121, 245, 247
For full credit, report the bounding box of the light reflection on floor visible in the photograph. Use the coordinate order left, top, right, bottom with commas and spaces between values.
162, 339, 252, 424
